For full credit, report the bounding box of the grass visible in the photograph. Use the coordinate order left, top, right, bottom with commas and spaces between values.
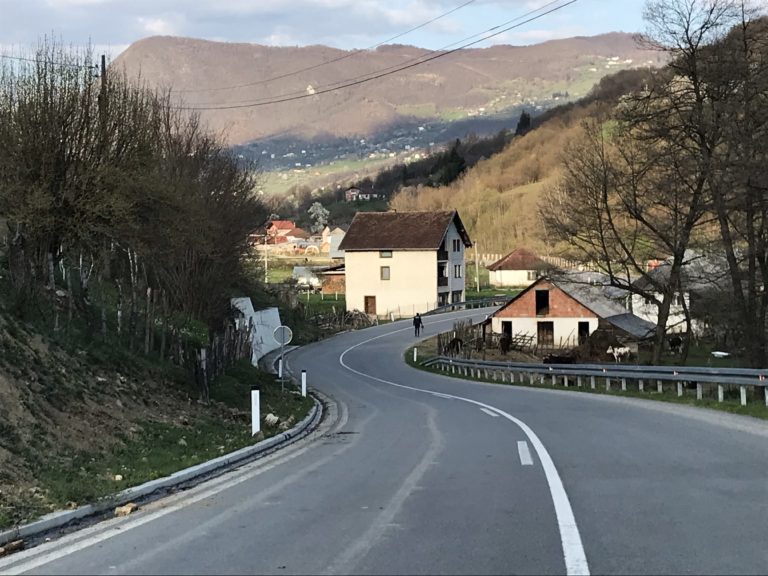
405, 346, 768, 421
3, 360, 313, 528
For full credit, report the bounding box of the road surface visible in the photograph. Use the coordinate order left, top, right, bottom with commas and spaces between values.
2, 309, 768, 575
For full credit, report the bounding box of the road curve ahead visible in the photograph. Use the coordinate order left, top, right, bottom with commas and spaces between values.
3, 309, 768, 575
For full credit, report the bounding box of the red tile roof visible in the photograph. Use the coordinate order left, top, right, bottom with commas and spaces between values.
287, 227, 310, 239
487, 248, 550, 271
268, 220, 295, 230
338, 210, 472, 251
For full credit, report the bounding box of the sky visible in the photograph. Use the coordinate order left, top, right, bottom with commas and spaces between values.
0, 0, 649, 60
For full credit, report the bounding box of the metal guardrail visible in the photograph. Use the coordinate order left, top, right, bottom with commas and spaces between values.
421, 356, 768, 407
425, 297, 509, 316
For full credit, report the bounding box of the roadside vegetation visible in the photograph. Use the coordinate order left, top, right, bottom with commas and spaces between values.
0, 42, 319, 531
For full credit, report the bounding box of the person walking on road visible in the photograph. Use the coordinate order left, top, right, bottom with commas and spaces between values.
413, 313, 424, 337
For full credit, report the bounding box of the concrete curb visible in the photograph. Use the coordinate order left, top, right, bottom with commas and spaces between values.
0, 392, 322, 547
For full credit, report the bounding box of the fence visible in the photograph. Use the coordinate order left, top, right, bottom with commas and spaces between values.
421, 356, 768, 407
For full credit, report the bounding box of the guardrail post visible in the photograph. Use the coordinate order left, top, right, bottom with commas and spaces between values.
718, 384, 724, 403
451, 364, 456, 374
657, 380, 663, 393
484, 368, 489, 379
551, 373, 557, 386
539, 373, 544, 385
590, 375, 596, 389
621, 378, 627, 391
764, 387, 768, 407
577, 376, 582, 388
740, 386, 747, 406
696, 383, 702, 401
606, 378, 611, 391
677, 382, 683, 397
639, 379, 644, 392
564, 375, 569, 387
528, 373, 533, 385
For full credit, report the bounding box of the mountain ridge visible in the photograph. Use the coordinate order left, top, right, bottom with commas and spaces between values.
112, 32, 662, 146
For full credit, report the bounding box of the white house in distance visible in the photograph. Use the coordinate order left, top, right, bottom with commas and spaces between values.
630, 252, 728, 335
486, 247, 551, 288
338, 210, 472, 317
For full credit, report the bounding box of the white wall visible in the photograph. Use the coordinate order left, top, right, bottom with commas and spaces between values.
345, 250, 438, 316
491, 316, 599, 347
489, 269, 534, 288
631, 292, 692, 333
231, 298, 283, 365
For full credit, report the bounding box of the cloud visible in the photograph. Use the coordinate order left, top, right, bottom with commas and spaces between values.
0, 0, 647, 54
138, 16, 176, 36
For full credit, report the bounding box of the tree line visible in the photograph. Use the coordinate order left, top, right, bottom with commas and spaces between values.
0, 41, 265, 350
541, 0, 768, 366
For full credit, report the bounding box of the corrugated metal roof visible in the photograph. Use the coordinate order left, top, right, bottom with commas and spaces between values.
338, 210, 472, 251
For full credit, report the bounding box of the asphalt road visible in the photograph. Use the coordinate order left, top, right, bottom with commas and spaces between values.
3, 309, 768, 575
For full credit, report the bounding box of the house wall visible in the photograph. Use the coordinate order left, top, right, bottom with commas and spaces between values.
491, 317, 600, 347
491, 281, 599, 347
345, 250, 438, 316
489, 269, 534, 287
631, 292, 695, 334
443, 223, 466, 302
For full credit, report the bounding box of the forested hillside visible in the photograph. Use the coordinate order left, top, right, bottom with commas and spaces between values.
388, 69, 653, 254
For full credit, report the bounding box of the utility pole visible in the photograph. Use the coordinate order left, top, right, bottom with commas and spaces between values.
264, 234, 269, 283
474, 241, 480, 293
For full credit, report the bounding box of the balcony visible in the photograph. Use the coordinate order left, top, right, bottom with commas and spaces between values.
438, 277, 449, 287
437, 250, 449, 261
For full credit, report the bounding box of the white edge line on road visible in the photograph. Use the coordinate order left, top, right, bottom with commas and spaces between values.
339, 321, 590, 576
517, 441, 534, 466
480, 407, 499, 418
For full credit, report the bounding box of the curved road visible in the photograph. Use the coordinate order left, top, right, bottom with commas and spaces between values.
3, 309, 768, 575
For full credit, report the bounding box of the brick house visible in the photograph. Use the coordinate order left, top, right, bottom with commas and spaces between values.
490, 275, 654, 348
338, 210, 472, 317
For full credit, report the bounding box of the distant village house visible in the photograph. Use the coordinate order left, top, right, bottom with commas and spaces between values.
338, 210, 472, 317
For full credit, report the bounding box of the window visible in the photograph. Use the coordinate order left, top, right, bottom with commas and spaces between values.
527, 270, 537, 281
451, 290, 462, 303
380, 266, 390, 280
380, 250, 392, 258
452, 238, 462, 252
535, 290, 550, 315
454, 264, 462, 278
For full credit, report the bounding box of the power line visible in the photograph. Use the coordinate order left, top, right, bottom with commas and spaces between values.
179, 0, 578, 111
176, 0, 478, 94
0, 53, 98, 70
183, 0, 570, 108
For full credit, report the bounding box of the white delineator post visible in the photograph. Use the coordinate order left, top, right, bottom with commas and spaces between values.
251, 386, 261, 436
301, 369, 307, 397
413, 347, 418, 362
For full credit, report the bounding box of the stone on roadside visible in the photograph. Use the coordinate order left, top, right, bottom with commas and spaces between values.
114, 503, 138, 517
264, 413, 279, 427
0, 539, 24, 557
